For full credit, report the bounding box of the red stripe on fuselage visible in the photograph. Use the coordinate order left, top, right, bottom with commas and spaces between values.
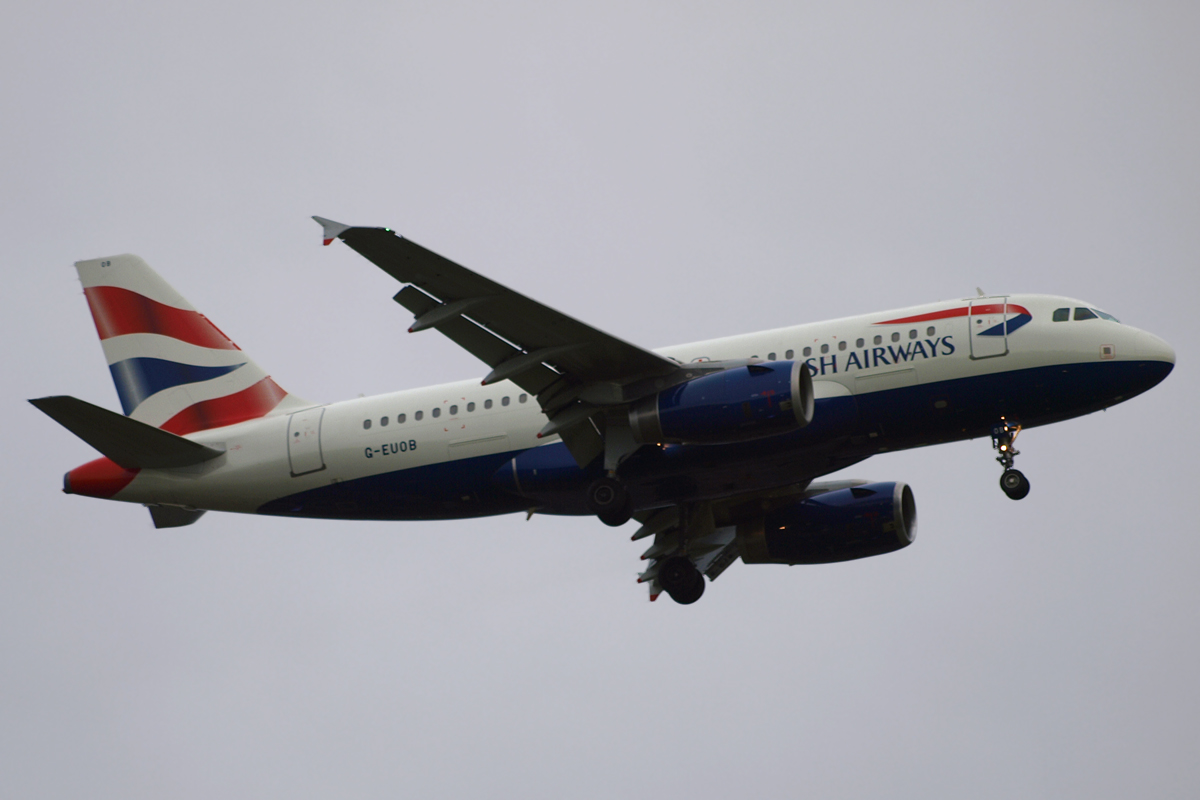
876, 304, 1030, 325
84, 286, 240, 350
66, 457, 140, 499
160, 376, 288, 435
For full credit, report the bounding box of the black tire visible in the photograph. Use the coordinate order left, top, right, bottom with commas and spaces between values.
668, 573, 706, 605
587, 477, 627, 514
1000, 469, 1030, 500
597, 496, 633, 527
658, 555, 700, 595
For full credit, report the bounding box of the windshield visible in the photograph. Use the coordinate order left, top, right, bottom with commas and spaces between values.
1063, 306, 1121, 323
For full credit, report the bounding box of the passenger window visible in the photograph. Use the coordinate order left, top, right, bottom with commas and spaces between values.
502, 396, 510, 406
856, 338, 864, 348
380, 416, 389, 427
1053, 308, 1070, 322
484, 399, 493, 409
838, 340, 847, 351
891, 332, 900, 343
820, 344, 829, 354
414, 410, 423, 421
449, 405, 458, 415
874, 335, 882, 345
432, 407, 441, 418
768, 352, 776, 361
909, 329, 917, 340
1075, 307, 1098, 321
519, 394, 528, 403
785, 349, 794, 359
926, 326, 936, 337
802, 347, 812, 357
467, 402, 475, 412
398, 413, 406, 423
363, 419, 371, 430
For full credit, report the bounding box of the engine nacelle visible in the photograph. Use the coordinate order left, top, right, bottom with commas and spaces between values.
737, 482, 916, 565
628, 361, 814, 444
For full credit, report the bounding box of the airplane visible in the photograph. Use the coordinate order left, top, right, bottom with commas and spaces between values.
30, 217, 1176, 604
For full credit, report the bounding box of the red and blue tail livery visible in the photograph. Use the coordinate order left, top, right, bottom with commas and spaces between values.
76, 255, 307, 434
30, 220, 1175, 604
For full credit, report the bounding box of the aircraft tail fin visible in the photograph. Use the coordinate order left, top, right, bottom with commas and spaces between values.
75, 254, 308, 433
29, 396, 224, 470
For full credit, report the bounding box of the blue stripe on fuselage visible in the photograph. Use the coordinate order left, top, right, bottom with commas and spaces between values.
977, 314, 1032, 336
256, 359, 1172, 521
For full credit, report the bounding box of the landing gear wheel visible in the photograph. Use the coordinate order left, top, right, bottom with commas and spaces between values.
658, 555, 706, 605
668, 575, 705, 605
587, 477, 629, 525
597, 496, 633, 527
991, 418, 1030, 500
1000, 469, 1030, 500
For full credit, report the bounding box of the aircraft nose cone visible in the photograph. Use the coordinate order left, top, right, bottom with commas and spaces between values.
1129, 331, 1175, 394
1138, 331, 1176, 367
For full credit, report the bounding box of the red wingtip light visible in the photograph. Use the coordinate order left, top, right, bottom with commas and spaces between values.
323, 238, 334, 246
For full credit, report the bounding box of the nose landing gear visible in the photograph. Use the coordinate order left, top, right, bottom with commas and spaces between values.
992, 418, 1030, 500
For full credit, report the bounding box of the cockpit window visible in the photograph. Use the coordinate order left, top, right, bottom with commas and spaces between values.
1052, 308, 1069, 322
1094, 309, 1120, 322
1074, 307, 1098, 321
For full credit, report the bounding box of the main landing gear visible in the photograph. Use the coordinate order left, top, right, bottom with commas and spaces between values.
656, 555, 706, 604
992, 418, 1030, 500
587, 476, 633, 527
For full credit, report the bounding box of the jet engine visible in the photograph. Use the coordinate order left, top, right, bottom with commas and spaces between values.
737, 482, 916, 565
628, 361, 814, 444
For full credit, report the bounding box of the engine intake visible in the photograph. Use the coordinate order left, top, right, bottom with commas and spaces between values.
737, 482, 916, 565
628, 361, 814, 444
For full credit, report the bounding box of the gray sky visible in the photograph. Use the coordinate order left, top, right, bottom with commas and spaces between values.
3, 2, 1198, 797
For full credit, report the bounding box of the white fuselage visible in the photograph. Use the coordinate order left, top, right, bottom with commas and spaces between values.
83, 293, 1174, 517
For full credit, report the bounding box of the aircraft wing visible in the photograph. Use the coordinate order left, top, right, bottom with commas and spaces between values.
632, 479, 872, 601
314, 217, 695, 466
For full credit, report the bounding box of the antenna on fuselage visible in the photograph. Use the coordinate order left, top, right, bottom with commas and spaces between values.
976, 287, 986, 297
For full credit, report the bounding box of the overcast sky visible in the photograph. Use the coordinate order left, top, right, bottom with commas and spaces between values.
3, 2, 1198, 797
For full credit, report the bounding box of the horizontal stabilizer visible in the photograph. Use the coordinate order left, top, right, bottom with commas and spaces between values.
148, 505, 207, 528
29, 396, 224, 470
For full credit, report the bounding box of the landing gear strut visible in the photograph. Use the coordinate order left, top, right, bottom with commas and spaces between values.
587, 476, 632, 527
992, 418, 1030, 500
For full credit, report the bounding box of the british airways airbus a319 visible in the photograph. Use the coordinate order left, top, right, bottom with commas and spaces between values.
31, 217, 1175, 603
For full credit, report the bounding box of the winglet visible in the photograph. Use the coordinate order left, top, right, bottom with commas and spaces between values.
312, 216, 352, 246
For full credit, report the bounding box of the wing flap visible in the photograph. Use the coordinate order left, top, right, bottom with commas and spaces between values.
634, 501, 740, 601
393, 283, 565, 396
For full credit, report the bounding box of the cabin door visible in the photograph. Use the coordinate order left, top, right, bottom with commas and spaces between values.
969, 298, 1010, 360
287, 408, 326, 476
